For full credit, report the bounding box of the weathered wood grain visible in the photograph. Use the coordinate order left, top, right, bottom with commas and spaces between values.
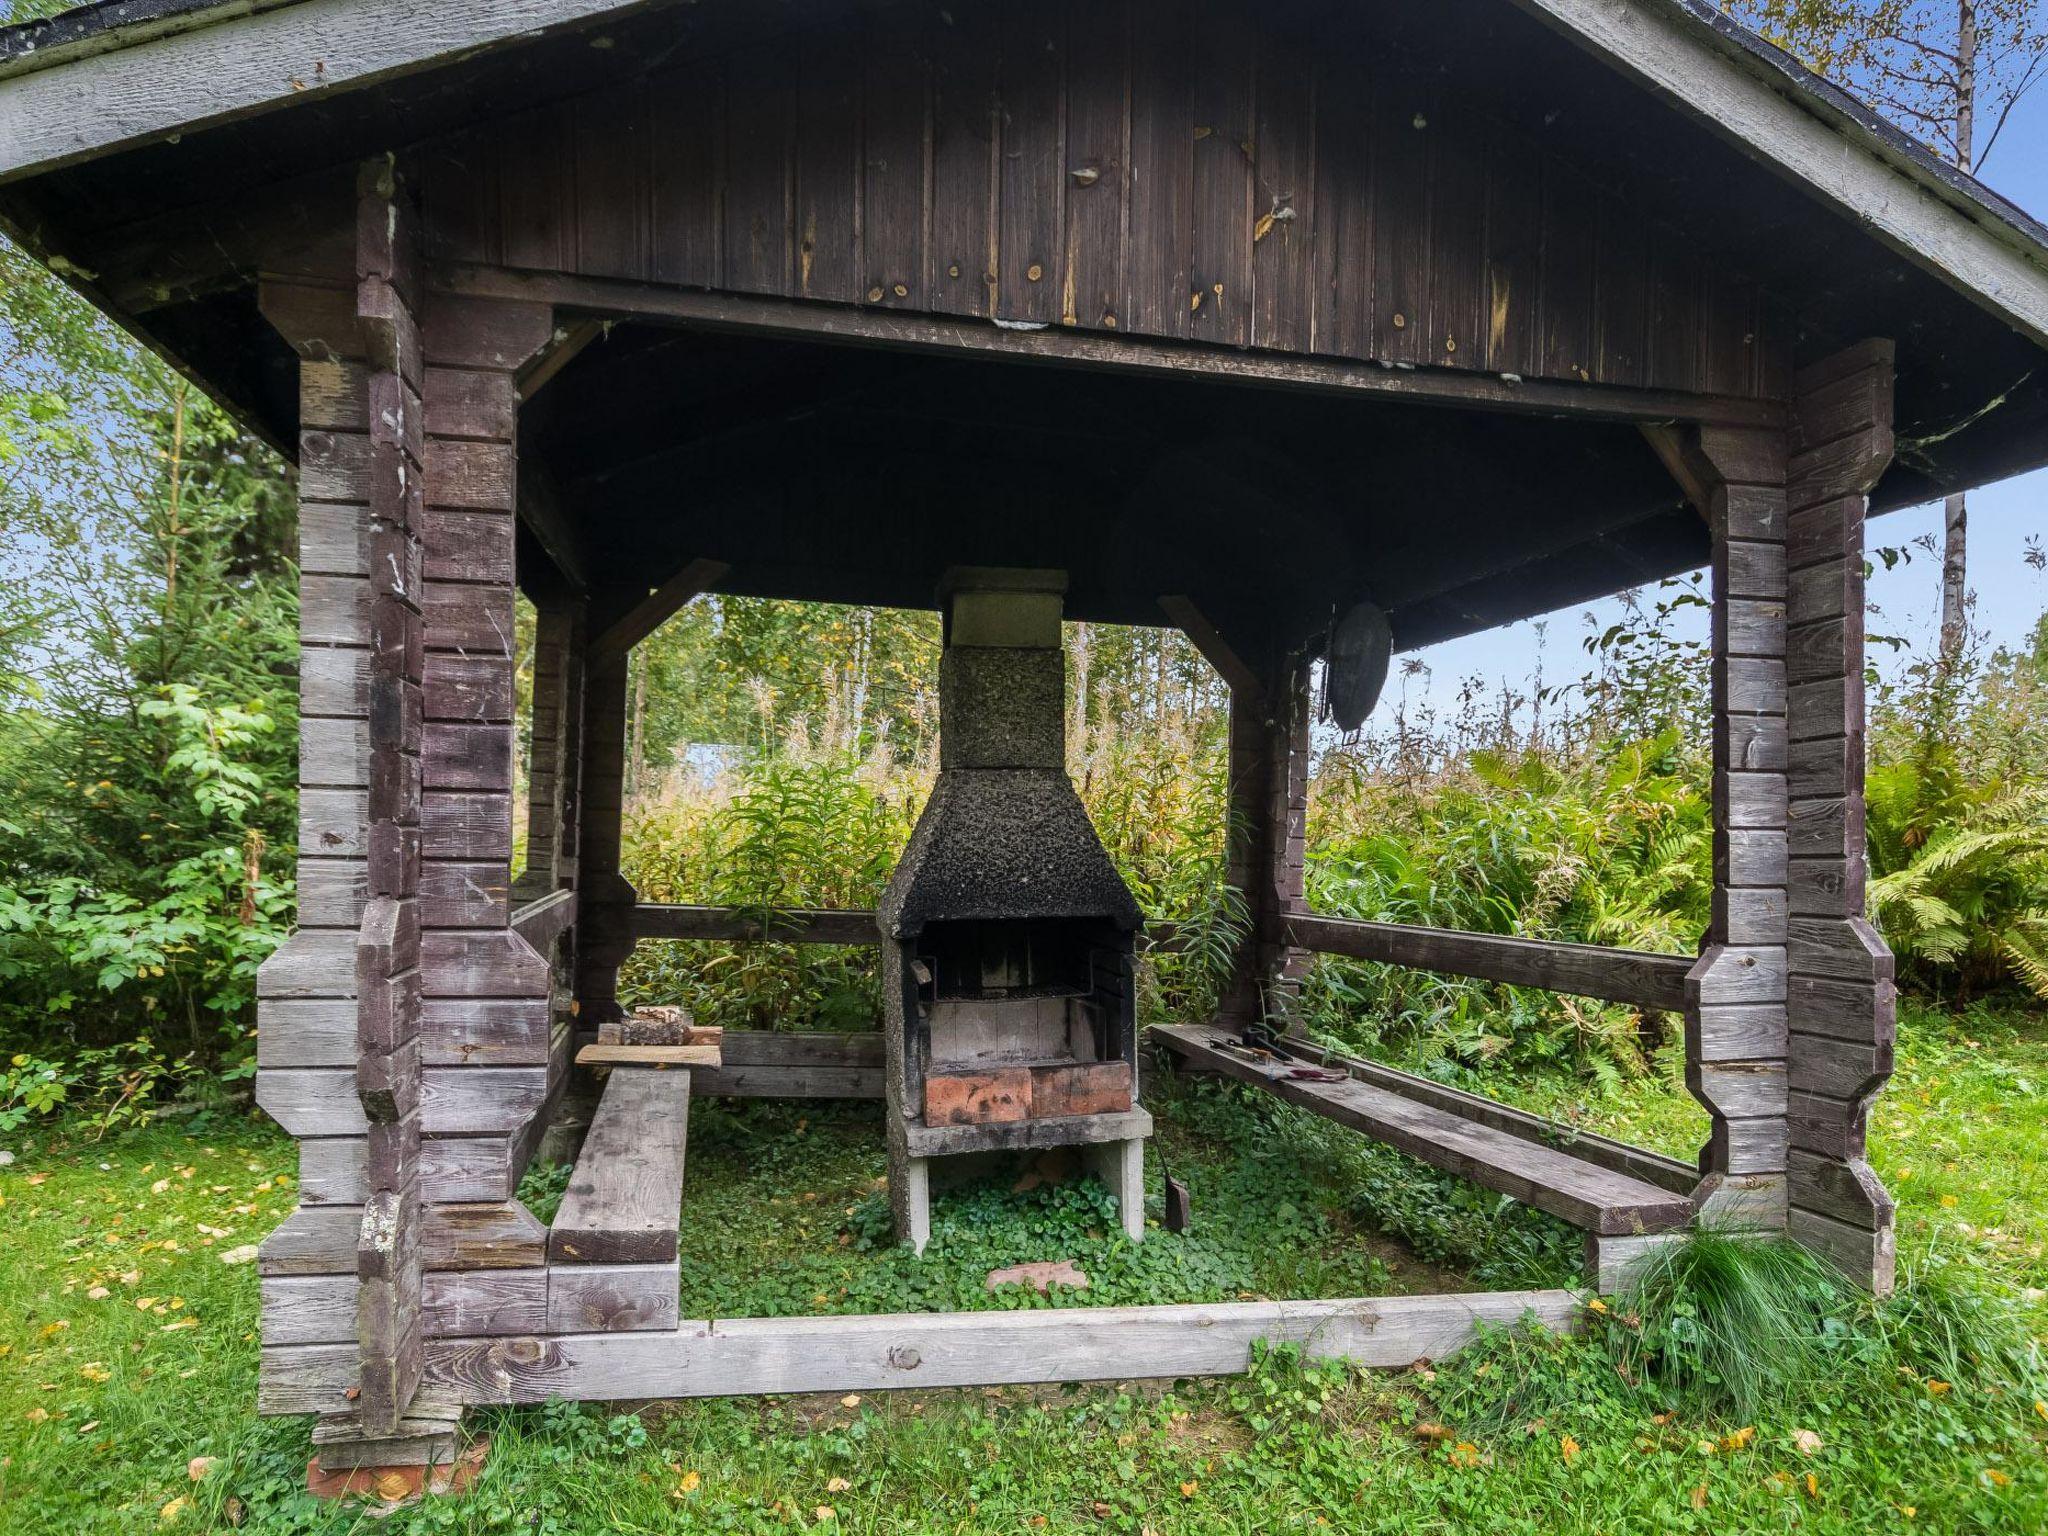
1282, 913, 1691, 1013
260, 1201, 546, 1276
257, 1288, 1582, 1414
549, 1068, 690, 1265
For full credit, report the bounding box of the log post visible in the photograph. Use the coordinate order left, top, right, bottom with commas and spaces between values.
513, 597, 586, 904
1784, 340, 1898, 1292
573, 637, 638, 1032
1684, 423, 1793, 1230
1221, 652, 1311, 1036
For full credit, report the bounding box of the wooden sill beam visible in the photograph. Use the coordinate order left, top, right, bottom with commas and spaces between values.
257, 1288, 1582, 1414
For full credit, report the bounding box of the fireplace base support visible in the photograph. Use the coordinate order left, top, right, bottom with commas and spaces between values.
1087, 1138, 1146, 1244
887, 1135, 1148, 1255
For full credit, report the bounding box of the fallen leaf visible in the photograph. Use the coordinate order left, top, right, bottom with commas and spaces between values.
1791, 1428, 1823, 1456
1720, 1426, 1756, 1452
159, 1496, 188, 1524
676, 1470, 701, 1495
2035, 1400, 2048, 1421
1926, 1380, 1952, 1396
79, 1364, 111, 1383
1413, 1422, 1454, 1443
840, 1395, 861, 1409
86, 1286, 110, 1301
826, 1477, 851, 1494
1585, 1296, 1608, 1314
1688, 1485, 1707, 1510
1179, 1480, 1198, 1498
372, 1471, 411, 1502
1559, 1435, 1580, 1465
1983, 1468, 2011, 1488
219, 1245, 258, 1267
1804, 1473, 1820, 1499
815, 1506, 837, 1521
188, 1456, 216, 1481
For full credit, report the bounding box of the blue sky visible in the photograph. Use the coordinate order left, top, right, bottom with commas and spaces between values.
1383, 85, 2048, 726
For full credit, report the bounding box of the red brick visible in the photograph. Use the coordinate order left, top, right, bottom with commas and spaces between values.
924, 1069, 1031, 1125
1029, 1061, 1133, 1118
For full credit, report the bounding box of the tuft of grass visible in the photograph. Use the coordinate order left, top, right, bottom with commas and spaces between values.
1604, 1229, 1855, 1420
1876, 1235, 2048, 1398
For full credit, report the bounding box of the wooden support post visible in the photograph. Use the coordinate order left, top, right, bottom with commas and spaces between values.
574, 635, 637, 1032
1784, 340, 1898, 1292
1223, 654, 1311, 1036
411, 280, 559, 1329
1684, 422, 1793, 1229
513, 596, 586, 905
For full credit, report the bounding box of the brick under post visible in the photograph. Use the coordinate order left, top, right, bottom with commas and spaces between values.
1685, 423, 1794, 1230
1784, 340, 1899, 1292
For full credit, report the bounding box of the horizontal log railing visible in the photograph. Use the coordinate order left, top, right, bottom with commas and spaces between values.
1280, 913, 1693, 1014
619, 905, 1689, 1012
511, 889, 578, 956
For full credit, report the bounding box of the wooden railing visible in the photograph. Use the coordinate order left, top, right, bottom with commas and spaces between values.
510, 889, 578, 954
616, 903, 1689, 1012
1280, 913, 1692, 1013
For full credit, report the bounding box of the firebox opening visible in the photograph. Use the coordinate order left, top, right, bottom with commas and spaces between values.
917, 917, 1121, 1070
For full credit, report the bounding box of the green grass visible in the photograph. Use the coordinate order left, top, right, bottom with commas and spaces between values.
2, 1005, 2045, 1533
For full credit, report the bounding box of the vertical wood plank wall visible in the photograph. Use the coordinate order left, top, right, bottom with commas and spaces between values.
1686, 425, 1793, 1228
1784, 341, 1898, 1291
415, 0, 1789, 402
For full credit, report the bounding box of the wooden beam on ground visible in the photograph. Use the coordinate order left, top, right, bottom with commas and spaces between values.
549, 1066, 690, 1265
436, 266, 1784, 428
1283, 912, 1693, 1014
257, 1288, 1581, 1413
587, 557, 729, 667
1158, 596, 1265, 704
1508, 0, 2048, 350
1155, 1023, 1695, 1236
0, 0, 661, 184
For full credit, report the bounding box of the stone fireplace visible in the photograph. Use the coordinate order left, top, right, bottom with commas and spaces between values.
878, 569, 1151, 1252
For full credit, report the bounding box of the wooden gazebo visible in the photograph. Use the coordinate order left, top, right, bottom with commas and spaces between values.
6, 0, 2048, 1477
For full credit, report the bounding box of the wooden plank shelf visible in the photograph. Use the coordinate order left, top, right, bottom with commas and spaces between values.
549, 1066, 691, 1265
1153, 1023, 1693, 1237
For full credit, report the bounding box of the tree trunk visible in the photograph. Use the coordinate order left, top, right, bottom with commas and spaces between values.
1940, 2, 1976, 668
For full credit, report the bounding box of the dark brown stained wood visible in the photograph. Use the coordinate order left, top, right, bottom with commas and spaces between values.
629, 903, 881, 945
1158, 595, 1263, 702
1425, 98, 1487, 371
1482, 116, 1541, 372
724, 42, 794, 296
510, 890, 577, 965
1059, 0, 1125, 331
424, 653, 514, 723
1540, 163, 1599, 385
1187, 0, 1253, 347
1311, 51, 1370, 358
1123, 0, 1191, 339
425, 439, 517, 512
423, 581, 514, 656
1371, 69, 1429, 366
588, 556, 729, 665
443, 264, 1784, 427
423, 790, 512, 860
420, 127, 499, 268
1594, 192, 1649, 388
1249, 22, 1312, 353
1704, 274, 1758, 398
929, 0, 997, 317
423, 366, 518, 443
996, 4, 1063, 325
500, 103, 574, 273
795, 21, 861, 305
1645, 223, 1701, 392
1284, 912, 1692, 1013
575, 81, 649, 282
862, 2, 928, 312
550, 1067, 690, 1264
1157, 1024, 1693, 1236
651, 57, 724, 290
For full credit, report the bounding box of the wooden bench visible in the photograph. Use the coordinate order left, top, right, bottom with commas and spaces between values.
549, 1066, 691, 1266
1152, 1023, 1693, 1284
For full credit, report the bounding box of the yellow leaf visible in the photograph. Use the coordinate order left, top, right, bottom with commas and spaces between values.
1983, 1468, 2011, 1488
1559, 1435, 1580, 1465
1804, 1473, 1820, 1500
677, 1470, 701, 1495
1940, 1195, 1957, 1209
1926, 1380, 1952, 1396
1688, 1485, 1708, 1511
2035, 1400, 2047, 1421
1900, 1506, 1916, 1519
1585, 1296, 1608, 1314
1179, 1481, 1198, 1498
1720, 1426, 1756, 1452
840, 1394, 861, 1409
159, 1496, 188, 1524
815, 1506, 837, 1522
79, 1364, 110, 1383
151, 1179, 172, 1195
826, 1477, 851, 1494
